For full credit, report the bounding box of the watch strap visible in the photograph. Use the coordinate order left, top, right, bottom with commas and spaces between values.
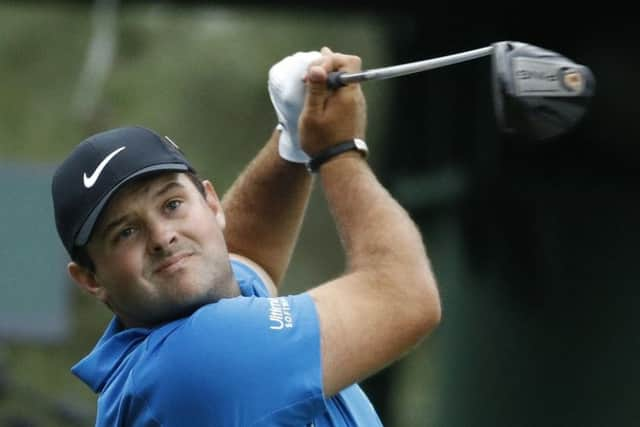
306, 138, 369, 173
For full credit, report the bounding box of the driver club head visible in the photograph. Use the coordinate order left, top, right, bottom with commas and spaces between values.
491, 41, 596, 142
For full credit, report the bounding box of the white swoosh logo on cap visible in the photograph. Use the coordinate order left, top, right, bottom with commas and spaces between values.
83, 146, 126, 189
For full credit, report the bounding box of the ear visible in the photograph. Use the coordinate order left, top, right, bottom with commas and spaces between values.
68, 261, 108, 302
202, 180, 226, 230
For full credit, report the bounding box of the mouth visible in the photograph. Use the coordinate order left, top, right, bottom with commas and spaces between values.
154, 252, 193, 275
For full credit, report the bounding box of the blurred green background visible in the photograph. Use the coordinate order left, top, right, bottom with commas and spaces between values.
2, 2, 639, 427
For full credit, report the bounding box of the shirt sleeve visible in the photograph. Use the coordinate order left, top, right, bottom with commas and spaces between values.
136, 293, 326, 426
230, 257, 271, 297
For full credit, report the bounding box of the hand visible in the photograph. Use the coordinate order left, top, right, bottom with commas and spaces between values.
299, 47, 367, 158
268, 51, 322, 163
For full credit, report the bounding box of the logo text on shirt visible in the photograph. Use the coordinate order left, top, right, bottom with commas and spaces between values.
269, 297, 293, 330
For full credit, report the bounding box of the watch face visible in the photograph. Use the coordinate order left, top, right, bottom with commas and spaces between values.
354, 138, 369, 156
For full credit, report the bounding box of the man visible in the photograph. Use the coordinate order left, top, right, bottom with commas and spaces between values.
51, 47, 441, 426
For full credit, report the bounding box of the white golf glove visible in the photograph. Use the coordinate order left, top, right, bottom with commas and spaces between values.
268, 50, 322, 163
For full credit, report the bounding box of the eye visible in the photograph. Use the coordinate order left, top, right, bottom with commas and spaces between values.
113, 226, 136, 243
166, 199, 183, 211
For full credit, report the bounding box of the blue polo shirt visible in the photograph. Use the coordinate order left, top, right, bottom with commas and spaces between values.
72, 258, 383, 426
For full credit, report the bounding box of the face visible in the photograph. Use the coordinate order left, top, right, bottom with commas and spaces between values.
70, 172, 239, 327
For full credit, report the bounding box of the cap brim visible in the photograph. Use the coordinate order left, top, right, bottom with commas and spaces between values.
74, 163, 190, 247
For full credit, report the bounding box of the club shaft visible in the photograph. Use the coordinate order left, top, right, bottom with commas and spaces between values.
331, 45, 494, 87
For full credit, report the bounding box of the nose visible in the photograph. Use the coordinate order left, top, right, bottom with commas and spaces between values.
147, 220, 177, 255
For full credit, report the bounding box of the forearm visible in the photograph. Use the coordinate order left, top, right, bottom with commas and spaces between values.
222, 129, 313, 286
320, 153, 439, 317
308, 153, 441, 394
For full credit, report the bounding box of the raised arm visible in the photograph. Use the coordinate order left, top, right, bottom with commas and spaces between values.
221, 130, 312, 288
300, 48, 442, 396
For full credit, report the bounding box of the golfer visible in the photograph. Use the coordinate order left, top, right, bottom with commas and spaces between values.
51, 47, 441, 426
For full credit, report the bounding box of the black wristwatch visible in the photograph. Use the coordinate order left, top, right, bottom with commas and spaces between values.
306, 138, 369, 173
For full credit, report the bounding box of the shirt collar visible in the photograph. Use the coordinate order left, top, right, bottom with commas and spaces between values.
71, 317, 150, 393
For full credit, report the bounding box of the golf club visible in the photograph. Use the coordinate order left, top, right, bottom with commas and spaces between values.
328, 41, 596, 141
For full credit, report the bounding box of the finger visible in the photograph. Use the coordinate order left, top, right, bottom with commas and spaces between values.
303, 65, 329, 114
317, 49, 362, 76
303, 48, 332, 81
331, 53, 362, 74
320, 46, 333, 55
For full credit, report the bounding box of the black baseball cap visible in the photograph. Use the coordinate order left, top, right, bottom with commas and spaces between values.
52, 126, 195, 257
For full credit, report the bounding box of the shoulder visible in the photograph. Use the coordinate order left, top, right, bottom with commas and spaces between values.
129, 295, 324, 424
138, 293, 321, 379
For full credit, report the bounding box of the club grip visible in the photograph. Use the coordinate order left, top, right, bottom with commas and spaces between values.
327, 71, 346, 89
